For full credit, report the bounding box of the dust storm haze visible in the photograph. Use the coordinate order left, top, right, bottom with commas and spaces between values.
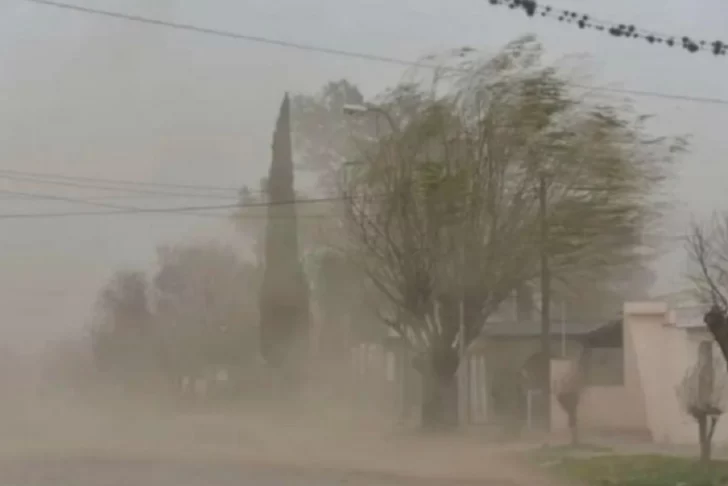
0, 0, 726, 485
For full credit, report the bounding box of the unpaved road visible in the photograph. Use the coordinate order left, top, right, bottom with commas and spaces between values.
0, 393, 559, 486
0, 440, 557, 486
0, 458, 535, 486
0, 459, 341, 486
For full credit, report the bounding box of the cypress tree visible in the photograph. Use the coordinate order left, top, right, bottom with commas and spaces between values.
259, 93, 311, 384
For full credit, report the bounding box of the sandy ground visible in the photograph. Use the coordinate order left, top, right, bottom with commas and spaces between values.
0, 390, 563, 485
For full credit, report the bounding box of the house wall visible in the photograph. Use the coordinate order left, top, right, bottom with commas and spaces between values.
551, 359, 645, 435
623, 304, 648, 426
629, 313, 728, 445
484, 336, 581, 422
552, 302, 728, 445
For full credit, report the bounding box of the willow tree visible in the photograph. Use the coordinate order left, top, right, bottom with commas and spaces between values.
343, 35, 684, 428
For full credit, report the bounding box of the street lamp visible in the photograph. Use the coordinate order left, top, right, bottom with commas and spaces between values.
342, 104, 370, 116
342, 103, 399, 134
538, 171, 552, 431
344, 102, 411, 423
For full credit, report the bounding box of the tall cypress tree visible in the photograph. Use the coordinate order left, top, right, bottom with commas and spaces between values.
259, 93, 311, 383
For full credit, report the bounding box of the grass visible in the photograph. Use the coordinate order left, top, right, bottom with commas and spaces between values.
549, 454, 728, 486
524, 443, 614, 468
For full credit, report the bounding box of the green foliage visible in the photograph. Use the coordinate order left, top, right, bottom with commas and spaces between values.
290, 79, 371, 192
308, 249, 387, 345
153, 243, 260, 372
91, 270, 152, 376
551, 455, 728, 486
90, 243, 260, 384
527, 443, 612, 465
273, 36, 684, 426
259, 94, 311, 371
344, 35, 684, 353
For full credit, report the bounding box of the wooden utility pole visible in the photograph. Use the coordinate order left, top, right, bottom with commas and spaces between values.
539, 173, 552, 430
459, 243, 470, 426
459, 297, 469, 425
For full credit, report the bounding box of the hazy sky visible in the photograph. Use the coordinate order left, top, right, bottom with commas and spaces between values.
0, 0, 726, 351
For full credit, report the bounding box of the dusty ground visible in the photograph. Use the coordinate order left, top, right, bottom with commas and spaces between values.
0, 389, 562, 485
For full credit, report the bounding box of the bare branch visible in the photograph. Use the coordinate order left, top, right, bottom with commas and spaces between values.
688, 217, 728, 309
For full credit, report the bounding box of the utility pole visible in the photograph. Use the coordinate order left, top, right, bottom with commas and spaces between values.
457, 241, 469, 426
539, 173, 552, 431
459, 295, 469, 425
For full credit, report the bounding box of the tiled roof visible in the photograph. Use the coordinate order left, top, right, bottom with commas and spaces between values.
481, 318, 611, 338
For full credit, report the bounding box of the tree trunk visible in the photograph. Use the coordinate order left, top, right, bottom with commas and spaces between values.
568, 408, 579, 446
414, 343, 460, 430
421, 368, 458, 429
698, 415, 712, 462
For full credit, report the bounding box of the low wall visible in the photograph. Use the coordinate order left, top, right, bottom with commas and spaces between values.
551, 359, 647, 436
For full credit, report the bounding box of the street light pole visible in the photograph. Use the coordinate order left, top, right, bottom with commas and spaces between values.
343, 103, 399, 134
459, 244, 469, 426
539, 172, 552, 431
342, 103, 406, 423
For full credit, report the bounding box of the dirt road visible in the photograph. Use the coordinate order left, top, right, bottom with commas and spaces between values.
0, 457, 551, 486
0, 394, 559, 486
0, 437, 557, 486
0, 456, 554, 486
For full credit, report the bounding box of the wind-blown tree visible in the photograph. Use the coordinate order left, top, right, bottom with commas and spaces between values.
233, 178, 335, 267
233, 84, 357, 267
291, 79, 434, 195
91, 270, 154, 381
308, 249, 386, 360
90, 243, 261, 392
259, 94, 312, 387
343, 35, 684, 428
291, 78, 657, 325
152, 243, 260, 385
550, 264, 656, 321
291, 79, 372, 192
234, 180, 270, 265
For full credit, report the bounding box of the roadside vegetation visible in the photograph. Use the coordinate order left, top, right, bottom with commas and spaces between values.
546, 454, 728, 486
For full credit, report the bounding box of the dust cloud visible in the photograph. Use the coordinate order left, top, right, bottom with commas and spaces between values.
0, 347, 558, 486
0, 3, 666, 486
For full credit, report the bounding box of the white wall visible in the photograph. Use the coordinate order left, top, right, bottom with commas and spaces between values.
625, 302, 728, 445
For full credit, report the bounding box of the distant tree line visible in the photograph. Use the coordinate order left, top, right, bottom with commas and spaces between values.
90, 243, 261, 395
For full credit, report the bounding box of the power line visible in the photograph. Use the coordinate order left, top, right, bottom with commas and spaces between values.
0, 172, 242, 199
0, 168, 241, 192
26, 0, 421, 68
0, 193, 236, 201
0, 189, 245, 219
0, 194, 347, 220
0, 187, 344, 219
0, 189, 138, 211
24, 0, 728, 106
0, 187, 693, 244
0, 188, 691, 249
487, 0, 727, 56
0, 171, 236, 192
